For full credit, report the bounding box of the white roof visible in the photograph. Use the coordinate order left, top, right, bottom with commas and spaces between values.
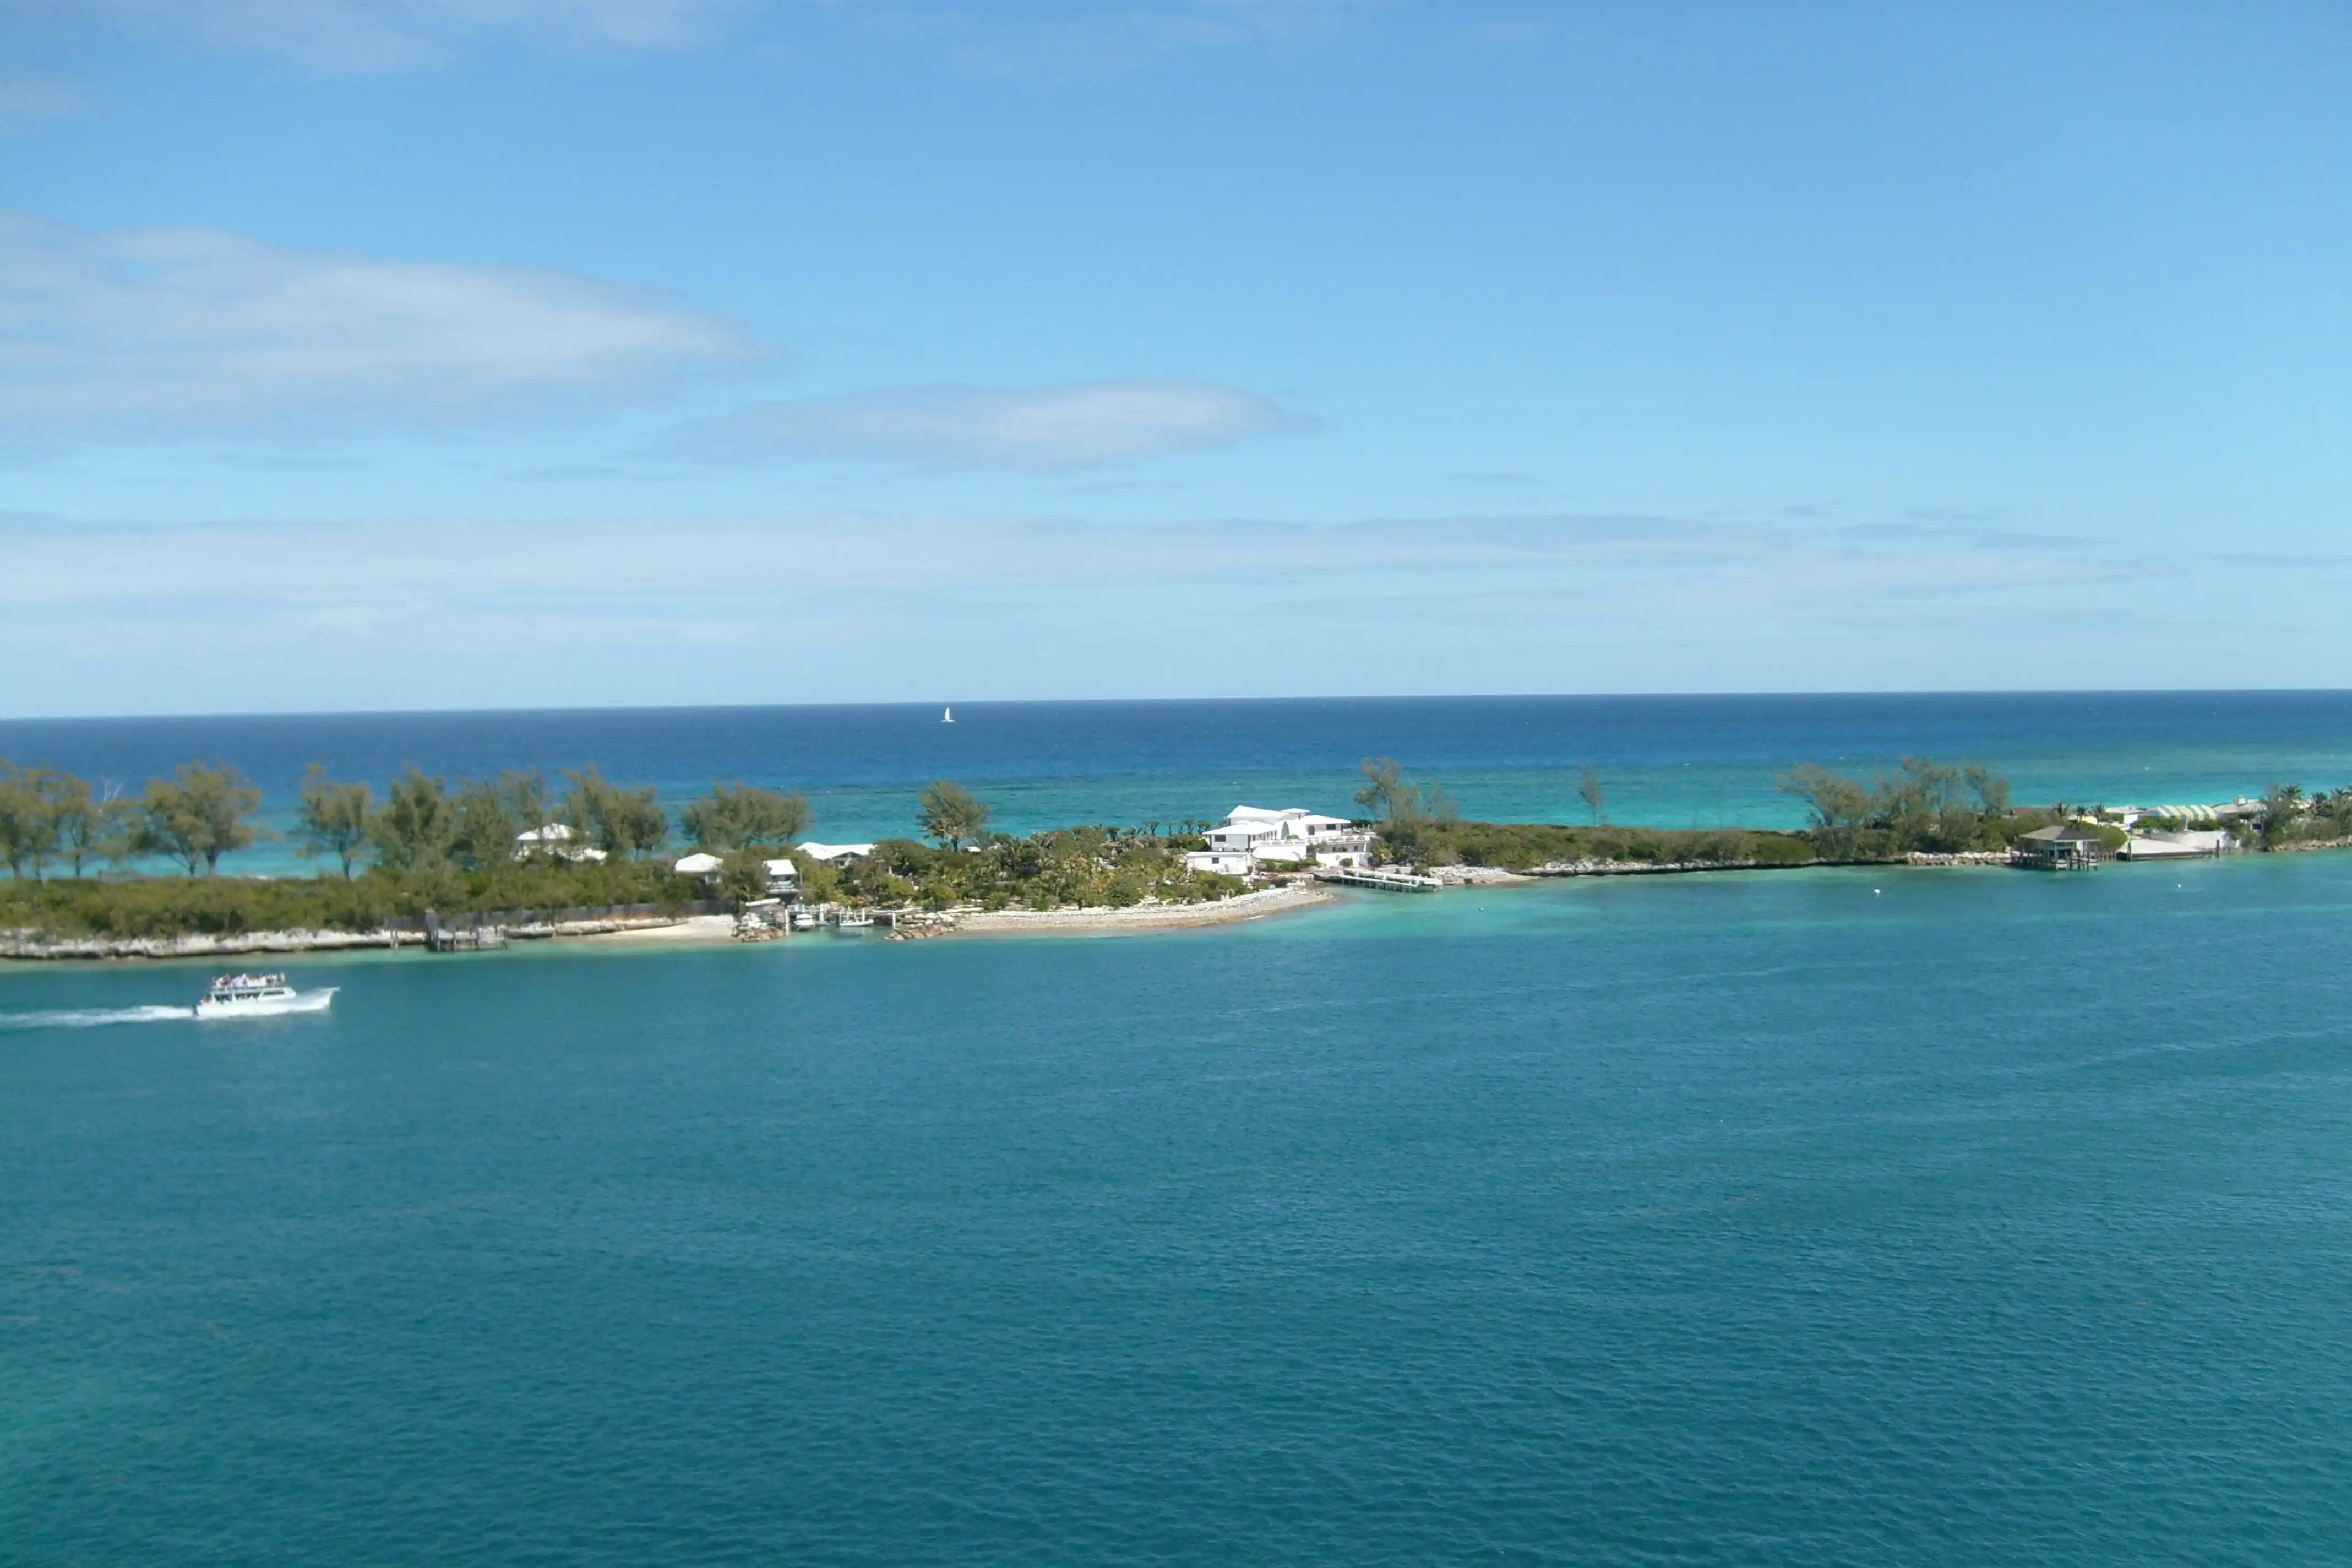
763, 859, 799, 878
673, 852, 723, 875
798, 841, 875, 860
1224, 805, 1352, 828
516, 822, 575, 843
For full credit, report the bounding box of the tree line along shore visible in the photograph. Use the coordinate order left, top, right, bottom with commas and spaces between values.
1, 755, 2348, 948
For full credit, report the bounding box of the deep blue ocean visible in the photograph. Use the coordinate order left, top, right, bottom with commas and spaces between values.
4, 692, 2351, 870
8, 694, 2352, 1564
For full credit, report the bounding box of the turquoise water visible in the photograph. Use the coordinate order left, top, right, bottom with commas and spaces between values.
9, 852, 2352, 1562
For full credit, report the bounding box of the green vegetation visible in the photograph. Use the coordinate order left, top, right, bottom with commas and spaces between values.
1353, 757, 1457, 864
134, 763, 267, 876
1371, 757, 2038, 869
681, 782, 810, 850
563, 767, 669, 858
296, 766, 374, 878
1391, 819, 1817, 870
1577, 766, 1606, 826
0, 857, 705, 941
1776, 758, 2025, 859
829, 828, 1245, 913
916, 780, 993, 849
2244, 783, 2352, 850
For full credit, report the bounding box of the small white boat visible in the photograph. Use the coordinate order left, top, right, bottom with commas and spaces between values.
194, 972, 336, 1020
941, 706, 955, 723
836, 911, 876, 930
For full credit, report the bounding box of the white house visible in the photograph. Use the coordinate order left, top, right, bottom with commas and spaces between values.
797, 841, 875, 868
674, 850, 801, 896
515, 823, 607, 864
1186, 805, 1369, 877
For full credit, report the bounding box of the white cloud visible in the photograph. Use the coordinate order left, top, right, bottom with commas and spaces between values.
66, 0, 751, 72
0, 509, 2197, 715
0, 213, 755, 442
669, 379, 1310, 470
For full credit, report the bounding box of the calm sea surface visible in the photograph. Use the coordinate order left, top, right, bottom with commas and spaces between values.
3, 692, 2351, 869
7, 695, 2352, 1563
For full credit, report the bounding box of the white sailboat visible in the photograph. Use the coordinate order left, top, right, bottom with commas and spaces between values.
941, 706, 955, 723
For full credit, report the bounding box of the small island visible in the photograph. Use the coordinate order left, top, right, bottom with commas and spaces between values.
1, 755, 2346, 960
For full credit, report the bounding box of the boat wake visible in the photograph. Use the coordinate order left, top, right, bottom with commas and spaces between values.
0, 1004, 195, 1032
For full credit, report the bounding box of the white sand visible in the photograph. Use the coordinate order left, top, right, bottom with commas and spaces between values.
570, 914, 743, 946
950, 883, 1337, 937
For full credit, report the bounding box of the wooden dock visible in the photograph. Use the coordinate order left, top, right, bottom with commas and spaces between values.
1314, 867, 1444, 893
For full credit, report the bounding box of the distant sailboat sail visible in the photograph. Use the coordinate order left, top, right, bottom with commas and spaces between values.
942, 707, 955, 723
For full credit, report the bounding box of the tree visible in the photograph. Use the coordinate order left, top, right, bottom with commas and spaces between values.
371, 766, 454, 872
2259, 782, 2307, 849
50, 774, 135, 878
564, 766, 670, 858
448, 779, 521, 872
716, 846, 774, 906
140, 762, 263, 876
1577, 766, 1606, 826
1777, 764, 1872, 831
497, 770, 551, 836
1964, 764, 2011, 819
1354, 758, 1404, 820
681, 781, 811, 850
0, 763, 62, 879
296, 766, 375, 879
917, 780, 992, 849
1353, 758, 1457, 827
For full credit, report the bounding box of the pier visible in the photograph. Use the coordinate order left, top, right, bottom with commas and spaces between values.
1315, 866, 1444, 893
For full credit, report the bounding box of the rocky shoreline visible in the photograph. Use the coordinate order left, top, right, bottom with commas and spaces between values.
0, 888, 1339, 961
0, 913, 707, 962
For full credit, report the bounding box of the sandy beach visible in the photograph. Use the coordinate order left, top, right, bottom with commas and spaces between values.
949, 883, 1337, 937
573, 914, 744, 946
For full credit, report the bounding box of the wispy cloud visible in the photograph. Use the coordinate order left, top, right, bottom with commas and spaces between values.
0, 508, 2173, 712
61, 0, 753, 73
668, 379, 1309, 470
0, 213, 755, 443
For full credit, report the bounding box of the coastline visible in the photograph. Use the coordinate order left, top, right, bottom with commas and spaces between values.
0, 911, 717, 963
0, 888, 1339, 962
945, 883, 1337, 937
8, 840, 2343, 963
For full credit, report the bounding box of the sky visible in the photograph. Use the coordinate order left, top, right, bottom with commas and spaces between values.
2, 0, 2349, 716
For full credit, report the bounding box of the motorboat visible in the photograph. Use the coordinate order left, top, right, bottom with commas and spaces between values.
194, 972, 337, 1020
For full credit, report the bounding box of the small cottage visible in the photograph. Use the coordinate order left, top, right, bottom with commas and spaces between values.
2014, 823, 2108, 870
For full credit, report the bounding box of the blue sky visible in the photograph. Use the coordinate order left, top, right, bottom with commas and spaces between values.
3, 1, 2349, 715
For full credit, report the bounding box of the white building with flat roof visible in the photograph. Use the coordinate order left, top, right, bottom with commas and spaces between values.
1188, 805, 1369, 877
